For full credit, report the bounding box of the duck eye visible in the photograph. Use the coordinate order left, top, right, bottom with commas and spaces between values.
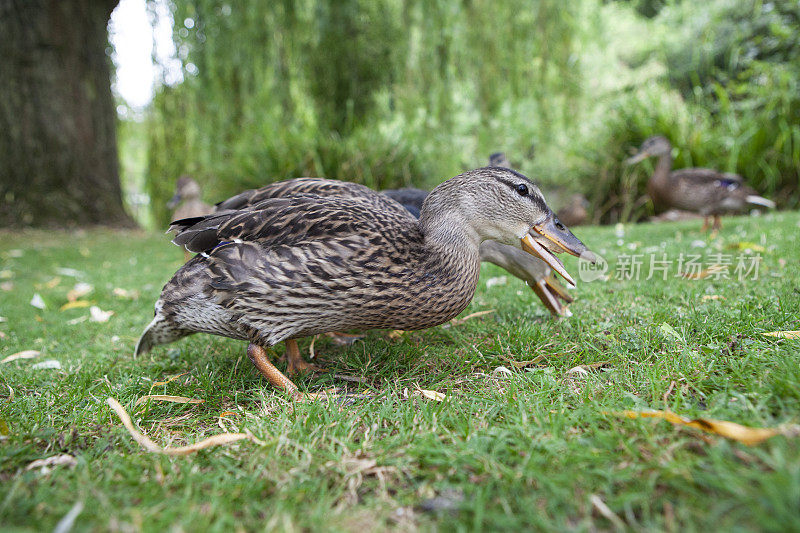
515, 184, 528, 196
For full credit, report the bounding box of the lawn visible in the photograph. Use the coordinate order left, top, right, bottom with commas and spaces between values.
1, 212, 799, 531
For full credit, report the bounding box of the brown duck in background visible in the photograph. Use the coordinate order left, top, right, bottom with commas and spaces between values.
168, 175, 212, 261
136, 170, 592, 398
626, 136, 775, 231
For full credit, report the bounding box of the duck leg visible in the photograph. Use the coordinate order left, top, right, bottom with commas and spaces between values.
284, 338, 322, 377
712, 215, 722, 231
701, 216, 710, 232
247, 343, 299, 395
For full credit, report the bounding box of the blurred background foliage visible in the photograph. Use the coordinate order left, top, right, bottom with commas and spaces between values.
120, 0, 800, 227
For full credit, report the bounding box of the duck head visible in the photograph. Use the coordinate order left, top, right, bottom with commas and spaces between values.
167, 175, 202, 209
626, 135, 672, 165
420, 167, 595, 286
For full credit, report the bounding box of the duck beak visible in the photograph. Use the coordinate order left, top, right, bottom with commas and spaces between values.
529, 273, 574, 317
167, 193, 182, 209
521, 215, 595, 287
625, 151, 649, 165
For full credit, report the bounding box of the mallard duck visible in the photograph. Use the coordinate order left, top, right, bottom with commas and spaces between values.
168, 176, 212, 261
136, 169, 592, 397
626, 136, 775, 230
217, 155, 576, 317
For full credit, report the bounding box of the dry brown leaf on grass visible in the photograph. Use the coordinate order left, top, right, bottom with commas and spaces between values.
152, 372, 189, 387
497, 351, 556, 368
112, 287, 139, 300
1, 350, 40, 363
701, 294, 725, 301
682, 264, 725, 280
567, 361, 610, 375
615, 410, 783, 446
26, 454, 77, 471
134, 395, 204, 406
414, 385, 447, 402
106, 397, 254, 456
762, 331, 800, 340
450, 309, 495, 326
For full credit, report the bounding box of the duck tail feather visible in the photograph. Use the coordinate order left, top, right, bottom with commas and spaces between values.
746, 195, 776, 209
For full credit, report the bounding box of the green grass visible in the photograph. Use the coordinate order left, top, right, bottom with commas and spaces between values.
1, 213, 799, 531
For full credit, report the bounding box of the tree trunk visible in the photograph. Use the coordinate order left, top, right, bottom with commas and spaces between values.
0, 0, 134, 227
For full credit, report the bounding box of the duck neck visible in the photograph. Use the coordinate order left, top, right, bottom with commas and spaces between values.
652, 152, 673, 187
420, 211, 481, 255
416, 211, 482, 315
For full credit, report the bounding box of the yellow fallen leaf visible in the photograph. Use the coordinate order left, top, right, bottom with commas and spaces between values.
152, 372, 189, 387
388, 330, 406, 340
450, 309, 495, 326
44, 277, 61, 289
729, 241, 766, 253
60, 300, 91, 311
134, 395, 204, 406
762, 331, 800, 340
616, 410, 781, 446
701, 295, 725, 301
1, 350, 41, 363
682, 264, 725, 280
106, 398, 253, 456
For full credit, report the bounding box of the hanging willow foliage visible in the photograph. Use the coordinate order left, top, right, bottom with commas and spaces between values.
145, 0, 582, 224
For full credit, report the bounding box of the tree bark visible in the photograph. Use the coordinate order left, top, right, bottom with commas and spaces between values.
0, 0, 134, 227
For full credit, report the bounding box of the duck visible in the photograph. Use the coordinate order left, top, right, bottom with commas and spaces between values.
167, 176, 212, 260
626, 136, 775, 231
218, 156, 576, 318
135, 168, 592, 398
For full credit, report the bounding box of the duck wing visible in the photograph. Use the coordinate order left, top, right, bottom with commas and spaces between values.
671, 168, 744, 187
171, 194, 419, 254
170, 194, 428, 343
214, 177, 412, 220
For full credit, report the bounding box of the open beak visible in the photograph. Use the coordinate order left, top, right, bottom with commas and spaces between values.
625, 151, 650, 165
167, 193, 182, 209
529, 273, 575, 317
521, 215, 595, 287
